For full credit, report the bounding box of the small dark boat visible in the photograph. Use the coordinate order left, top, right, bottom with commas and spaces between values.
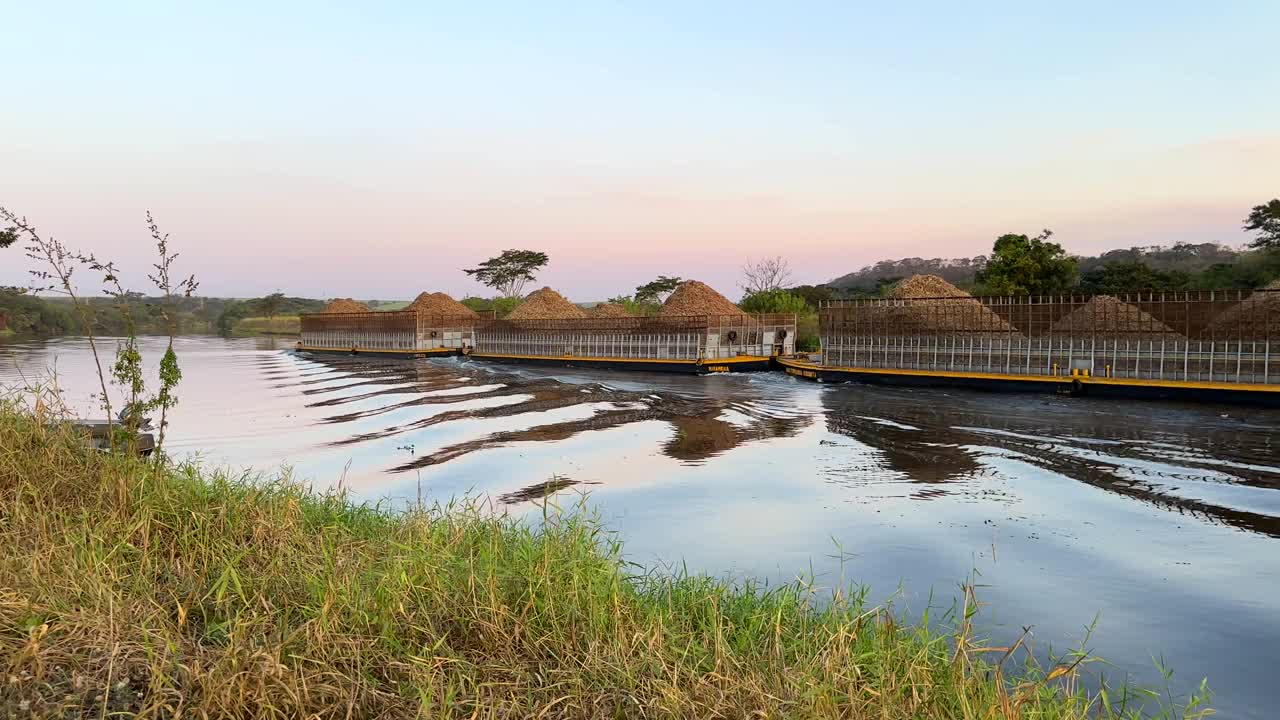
69, 405, 157, 456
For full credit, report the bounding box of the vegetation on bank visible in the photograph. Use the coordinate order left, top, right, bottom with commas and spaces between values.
830, 241, 1280, 296
227, 314, 302, 335
0, 407, 1211, 719
0, 288, 225, 337
4, 199, 1276, 349
214, 293, 325, 334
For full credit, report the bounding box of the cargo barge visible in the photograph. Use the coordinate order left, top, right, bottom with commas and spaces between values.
296, 299, 794, 373
298, 309, 477, 359
466, 313, 795, 374
780, 288, 1280, 407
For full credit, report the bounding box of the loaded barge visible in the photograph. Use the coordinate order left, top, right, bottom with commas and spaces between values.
780, 288, 1280, 406
295, 282, 1279, 406
298, 309, 478, 359
298, 311, 795, 374
297, 307, 794, 374
466, 313, 795, 374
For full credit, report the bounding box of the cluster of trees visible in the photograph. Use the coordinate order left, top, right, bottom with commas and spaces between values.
6, 200, 1278, 340
0, 287, 75, 335
829, 200, 1280, 297
0, 290, 227, 336
214, 294, 326, 334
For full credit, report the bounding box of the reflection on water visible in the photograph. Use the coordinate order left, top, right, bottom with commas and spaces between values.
820, 388, 1280, 536
3, 335, 1280, 719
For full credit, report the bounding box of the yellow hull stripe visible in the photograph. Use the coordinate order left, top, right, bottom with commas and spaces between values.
776, 357, 1280, 394
469, 352, 771, 365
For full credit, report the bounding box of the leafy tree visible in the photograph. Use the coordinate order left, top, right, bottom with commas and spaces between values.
463, 250, 549, 298
258, 292, 285, 320
785, 284, 834, 308
1077, 261, 1189, 295
605, 294, 660, 316
0, 287, 74, 334
739, 290, 809, 314
634, 276, 682, 304
1244, 199, 1280, 250
459, 296, 520, 318
0, 226, 17, 249
875, 276, 905, 297
975, 229, 1077, 295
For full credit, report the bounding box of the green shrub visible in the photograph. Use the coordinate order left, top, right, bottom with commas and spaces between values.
738, 290, 810, 314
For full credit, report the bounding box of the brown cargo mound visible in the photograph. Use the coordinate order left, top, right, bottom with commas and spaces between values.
506, 287, 588, 320
1049, 295, 1182, 338
588, 302, 632, 318
1207, 279, 1280, 339
408, 291, 479, 318
321, 298, 371, 314
660, 280, 746, 319
879, 275, 1015, 334
888, 274, 975, 300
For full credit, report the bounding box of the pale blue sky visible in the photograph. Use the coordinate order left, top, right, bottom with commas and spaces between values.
4, 1, 1278, 299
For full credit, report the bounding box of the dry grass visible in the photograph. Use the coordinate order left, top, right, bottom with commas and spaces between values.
0, 405, 1211, 719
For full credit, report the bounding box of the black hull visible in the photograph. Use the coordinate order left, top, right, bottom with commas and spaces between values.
295, 345, 462, 360
467, 353, 772, 375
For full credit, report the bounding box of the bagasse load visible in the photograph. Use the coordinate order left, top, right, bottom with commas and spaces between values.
1207, 279, 1280, 339
505, 287, 588, 320
659, 280, 746, 319
861, 275, 1016, 334
588, 302, 632, 318
320, 298, 371, 313
408, 291, 479, 318
889, 275, 976, 300
1049, 295, 1183, 338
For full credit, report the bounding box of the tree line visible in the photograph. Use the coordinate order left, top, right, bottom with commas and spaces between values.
829, 199, 1280, 296
5, 199, 1278, 341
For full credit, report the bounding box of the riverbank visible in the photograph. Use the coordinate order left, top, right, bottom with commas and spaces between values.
227, 314, 301, 335
0, 407, 1210, 718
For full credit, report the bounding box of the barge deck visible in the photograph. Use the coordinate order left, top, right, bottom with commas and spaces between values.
777, 355, 1280, 406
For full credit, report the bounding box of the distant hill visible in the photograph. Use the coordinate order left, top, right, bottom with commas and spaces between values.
1075, 243, 1240, 274
826, 243, 1243, 291
826, 256, 987, 291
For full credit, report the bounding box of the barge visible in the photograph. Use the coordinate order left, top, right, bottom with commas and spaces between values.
466, 313, 794, 374
297, 309, 477, 359
781, 289, 1280, 407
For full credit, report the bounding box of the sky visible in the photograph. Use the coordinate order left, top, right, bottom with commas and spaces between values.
3, 1, 1278, 301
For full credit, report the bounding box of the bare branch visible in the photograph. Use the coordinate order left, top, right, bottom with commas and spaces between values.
740, 256, 793, 296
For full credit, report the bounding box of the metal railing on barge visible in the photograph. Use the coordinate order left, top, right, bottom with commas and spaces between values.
473, 314, 796, 361
299, 311, 480, 353
818, 290, 1278, 386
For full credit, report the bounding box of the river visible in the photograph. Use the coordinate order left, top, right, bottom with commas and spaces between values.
3, 335, 1278, 718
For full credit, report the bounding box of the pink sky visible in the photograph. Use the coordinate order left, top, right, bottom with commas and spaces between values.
3, 133, 1275, 302
5, 3, 1279, 302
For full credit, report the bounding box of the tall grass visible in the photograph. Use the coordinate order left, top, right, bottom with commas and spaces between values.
0, 406, 1211, 718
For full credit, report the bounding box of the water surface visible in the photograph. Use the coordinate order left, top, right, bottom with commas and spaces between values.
3, 335, 1278, 718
